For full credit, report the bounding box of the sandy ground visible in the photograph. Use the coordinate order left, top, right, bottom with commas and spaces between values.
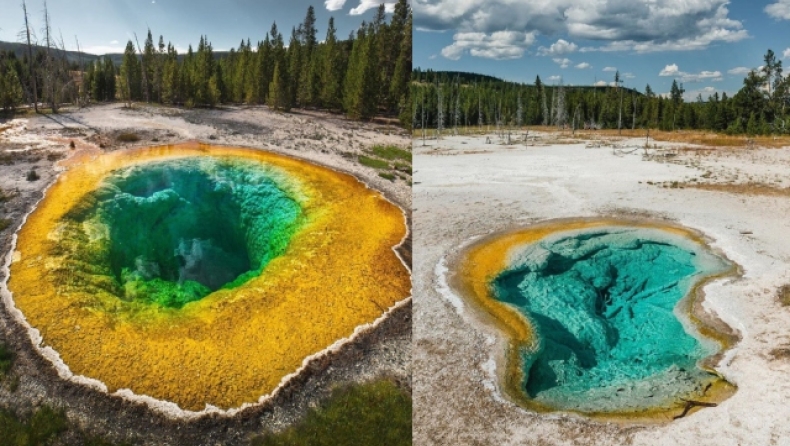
413, 131, 790, 445
0, 103, 411, 445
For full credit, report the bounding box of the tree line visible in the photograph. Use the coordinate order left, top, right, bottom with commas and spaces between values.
0, 1, 412, 127
413, 49, 790, 136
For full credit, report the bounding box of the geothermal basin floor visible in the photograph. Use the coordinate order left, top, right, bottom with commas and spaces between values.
413, 133, 790, 445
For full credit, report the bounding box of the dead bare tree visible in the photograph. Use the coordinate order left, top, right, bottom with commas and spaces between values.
555, 80, 566, 129
436, 79, 443, 139
21, 0, 38, 112
42, 0, 57, 112
421, 88, 427, 146
477, 83, 482, 132
453, 76, 460, 135
541, 85, 548, 126
516, 93, 523, 129
75, 35, 85, 107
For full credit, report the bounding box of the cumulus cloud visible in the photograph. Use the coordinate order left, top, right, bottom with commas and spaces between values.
623, 72, 635, 79
683, 86, 721, 101
349, 0, 395, 15
765, 0, 790, 20
594, 80, 617, 87
659, 64, 722, 82
324, 0, 346, 11
784, 48, 790, 59
441, 31, 537, 60
416, 0, 747, 54
553, 57, 571, 68
575, 62, 591, 69
538, 39, 578, 56
602, 66, 617, 72
728, 66, 752, 75
659, 64, 680, 76
548, 75, 563, 82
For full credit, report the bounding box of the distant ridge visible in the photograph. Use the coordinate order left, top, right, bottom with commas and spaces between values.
413, 68, 642, 95
413, 69, 504, 84
0, 40, 233, 66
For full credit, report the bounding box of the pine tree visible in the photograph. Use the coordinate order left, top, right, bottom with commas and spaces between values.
268, 61, 290, 111
391, 12, 412, 127
287, 28, 302, 107
297, 6, 319, 106
320, 18, 344, 110
119, 40, 141, 106
1, 67, 24, 110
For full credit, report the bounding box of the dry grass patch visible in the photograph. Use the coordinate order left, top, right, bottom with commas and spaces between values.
778, 284, 790, 306
684, 182, 790, 197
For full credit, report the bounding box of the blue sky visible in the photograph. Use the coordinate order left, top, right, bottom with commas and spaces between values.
0, 0, 394, 55
414, 0, 790, 100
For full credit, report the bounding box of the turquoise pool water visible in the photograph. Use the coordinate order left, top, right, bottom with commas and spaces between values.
492, 228, 731, 413
64, 157, 303, 308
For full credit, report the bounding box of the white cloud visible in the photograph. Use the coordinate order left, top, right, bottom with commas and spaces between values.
594, 80, 608, 86
349, 1, 395, 15
110, 40, 119, 45
553, 57, 571, 68
602, 66, 617, 72
765, 0, 790, 20
659, 64, 680, 76
537, 39, 577, 56
623, 72, 635, 79
428, 54, 437, 60
784, 48, 790, 59
659, 64, 722, 82
415, 0, 748, 53
324, 0, 346, 11
548, 75, 562, 82
727, 66, 752, 75
683, 86, 719, 101
575, 62, 591, 69
441, 31, 536, 60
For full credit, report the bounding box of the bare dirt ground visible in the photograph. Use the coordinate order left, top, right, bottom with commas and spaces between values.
0, 103, 411, 445
413, 129, 790, 445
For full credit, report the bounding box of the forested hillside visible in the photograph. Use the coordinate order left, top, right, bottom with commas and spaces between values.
413, 51, 789, 136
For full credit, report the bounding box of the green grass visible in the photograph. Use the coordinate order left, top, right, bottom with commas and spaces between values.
0, 404, 126, 445
393, 163, 412, 175
370, 145, 411, 162
378, 172, 396, 181
0, 406, 68, 446
0, 344, 13, 377
358, 155, 390, 170
250, 380, 412, 446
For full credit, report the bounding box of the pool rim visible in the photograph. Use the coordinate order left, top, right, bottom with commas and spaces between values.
442, 216, 741, 425
0, 140, 413, 420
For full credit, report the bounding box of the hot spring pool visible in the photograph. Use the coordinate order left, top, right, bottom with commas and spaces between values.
5, 142, 411, 412
453, 220, 737, 419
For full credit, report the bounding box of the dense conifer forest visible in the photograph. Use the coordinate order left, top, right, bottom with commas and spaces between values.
0, 1, 412, 127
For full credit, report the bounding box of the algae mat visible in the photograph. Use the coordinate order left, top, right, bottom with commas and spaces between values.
6, 142, 410, 411
452, 219, 737, 420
